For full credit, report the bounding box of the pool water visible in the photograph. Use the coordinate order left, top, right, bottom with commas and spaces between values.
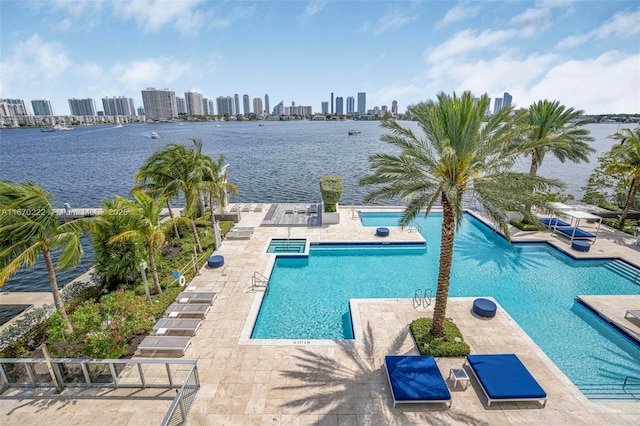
267, 239, 307, 254
252, 212, 640, 396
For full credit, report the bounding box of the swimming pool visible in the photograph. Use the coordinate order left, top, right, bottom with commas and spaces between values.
251, 212, 640, 397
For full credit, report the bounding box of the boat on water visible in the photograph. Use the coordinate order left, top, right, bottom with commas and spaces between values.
150, 132, 159, 139
40, 127, 56, 132
54, 124, 73, 131
348, 130, 361, 135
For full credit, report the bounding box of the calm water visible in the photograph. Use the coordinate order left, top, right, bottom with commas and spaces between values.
0, 121, 625, 291
253, 212, 640, 394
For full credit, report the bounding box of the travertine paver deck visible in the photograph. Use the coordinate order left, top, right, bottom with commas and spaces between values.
1, 206, 640, 425
577, 295, 640, 342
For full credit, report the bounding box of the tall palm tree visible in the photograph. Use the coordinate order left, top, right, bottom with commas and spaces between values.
605, 126, 640, 228
513, 100, 594, 215
0, 181, 94, 320
360, 92, 563, 337
201, 153, 237, 231
110, 190, 167, 294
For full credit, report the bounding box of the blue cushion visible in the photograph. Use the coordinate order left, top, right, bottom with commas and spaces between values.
473, 298, 497, 318
540, 217, 570, 227
376, 227, 390, 237
207, 255, 224, 268
555, 226, 595, 239
466, 354, 546, 400
385, 355, 451, 402
571, 241, 590, 252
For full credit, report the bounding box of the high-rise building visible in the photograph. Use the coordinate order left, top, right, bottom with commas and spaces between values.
208, 100, 215, 115
503, 92, 512, 108
264, 94, 270, 115
335, 97, 344, 115
137, 106, 145, 116
141, 88, 177, 120
243, 95, 250, 115
357, 92, 366, 115
68, 98, 97, 116
202, 98, 209, 115
346, 96, 355, 114
31, 99, 56, 116
176, 97, 187, 115
253, 98, 263, 115
321, 101, 329, 114
273, 101, 284, 116
485, 98, 492, 116
391, 100, 398, 115
493, 98, 503, 115
216, 96, 235, 116
330, 92, 334, 114
1, 99, 28, 115
185, 91, 203, 115
234, 94, 240, 115
102, 96, 134, 116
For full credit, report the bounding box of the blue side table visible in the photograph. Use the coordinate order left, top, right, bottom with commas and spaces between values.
571, 241, 590, 252
376, 227, 390, 237
473, 298, 497, 318
207, 255, 225, 268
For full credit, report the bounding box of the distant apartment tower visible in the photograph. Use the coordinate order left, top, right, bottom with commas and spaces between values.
1, 99, 29, 115
243, 95, 250, 115
176, 97, 187, 115
391, 100, 398, 115
330, 92, 334, 114
335, 97, 344, 115
485, 98, 492, 116
185, 91, 203, 115
264, 94, 270, 115
141, 88, 177, 120
357, 92, 366, 115
69, 98, 97, 116
31, 99, 56, 116
321, 101, 329, 114
346, 96, 355, 114
273, 101, 284, 116
234, 94, 240, 115
102, 96, 134, 116
202, 98, 210, 115
253, 98, 263, 115
208, 100, 214, 115
493, 98, 503, 115
216, 96, 235, 116
502, 92, 512, 108
137, 106, 145, 116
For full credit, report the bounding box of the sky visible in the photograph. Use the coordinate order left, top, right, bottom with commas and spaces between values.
1, 0, 639, 116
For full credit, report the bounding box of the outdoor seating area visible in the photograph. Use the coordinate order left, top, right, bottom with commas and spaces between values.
384, 355, 452, 408
464, 354, 547, 407
225, 226, 254, 240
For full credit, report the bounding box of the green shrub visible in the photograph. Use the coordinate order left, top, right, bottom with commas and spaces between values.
320, 175, 343, 212
510, 220, 545, 231
410, 317, 471, 357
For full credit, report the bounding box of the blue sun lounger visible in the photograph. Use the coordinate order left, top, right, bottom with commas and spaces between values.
554, 226, 596, 240
384, 355, 452, 408
465, 354, 547, 407
539, 217, 570, 228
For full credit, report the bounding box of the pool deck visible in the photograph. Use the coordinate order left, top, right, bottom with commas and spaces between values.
1, 205, 640, 425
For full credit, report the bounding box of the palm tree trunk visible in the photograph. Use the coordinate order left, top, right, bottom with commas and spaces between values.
209, 194, 216, 229
523, 149, 540, 219
619, 178, 639, 228
148, 241, 162, 294
166, 199, 180, 240
190, 217, 203, 253
44, 249, 67, 321
430, 196, 456, 338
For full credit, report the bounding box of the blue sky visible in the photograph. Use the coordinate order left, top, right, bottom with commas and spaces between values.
1, 0, 639, 115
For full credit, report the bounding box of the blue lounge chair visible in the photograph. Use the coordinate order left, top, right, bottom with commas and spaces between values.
384, 355, 452, 408
465, 354, 547, 407
539, 217, 570, 228
554, 226, 596, 240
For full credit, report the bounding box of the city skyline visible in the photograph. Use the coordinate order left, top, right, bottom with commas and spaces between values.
1, 1, 639, 116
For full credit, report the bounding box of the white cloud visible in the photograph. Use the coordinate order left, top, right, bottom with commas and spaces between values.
436, 3, 480, 28
426, 29, 517, 63
304, 0, 327, 17
555, 8, 640, 49
508, 7, 554, 36
111, 0, 205, 35
376, 9, 417, 33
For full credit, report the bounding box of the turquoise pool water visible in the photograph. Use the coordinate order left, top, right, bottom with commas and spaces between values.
267, 239, 307, 254
251, 212, 640, 396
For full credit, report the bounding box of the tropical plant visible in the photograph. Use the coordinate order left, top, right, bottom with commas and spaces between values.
200, 153, 237, 233
360, 91, 563, 337
0, 180, 95, 320
320, 175, 343, 213
605, 126, 640, 227
109, 190, 168, 294
513, 100, 594, 213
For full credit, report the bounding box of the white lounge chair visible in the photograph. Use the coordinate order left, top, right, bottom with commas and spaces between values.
242, 204, 252, 212
176, 292, 217, 305
137, 336, 191, 357
253, 203, 263, 212
625, 310, 640, 320
153, 318, 202, 336
165, 303, 210, 319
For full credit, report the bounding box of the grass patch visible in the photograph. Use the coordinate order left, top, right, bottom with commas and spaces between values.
510, 220, 546, 231
410, 317, 471, 357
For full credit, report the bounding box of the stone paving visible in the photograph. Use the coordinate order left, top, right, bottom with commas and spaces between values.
1, 206, 640, 425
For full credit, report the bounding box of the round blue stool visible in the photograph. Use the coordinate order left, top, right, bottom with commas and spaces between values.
571, 240, 590, 252
207, 255, 224, 268
473, 298, 497, 318
376, 227, 390, 237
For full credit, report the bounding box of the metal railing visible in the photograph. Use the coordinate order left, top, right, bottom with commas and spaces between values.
623, 375, 640, 390
413, 289, 432, 309
251, 271, 270, 291
162, 363, 200, 426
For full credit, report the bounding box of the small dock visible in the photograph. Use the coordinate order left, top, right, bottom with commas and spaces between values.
577, 295, 640, 343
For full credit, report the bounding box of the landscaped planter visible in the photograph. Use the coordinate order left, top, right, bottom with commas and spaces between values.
322, 203, 340, 225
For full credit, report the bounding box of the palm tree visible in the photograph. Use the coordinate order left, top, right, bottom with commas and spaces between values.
605, 126, 640, 228
513, 100, 594, 215
109, 190, 167, 294
201, 153, 237, 231
360, 92, 563, 337
0, 181, 93, 320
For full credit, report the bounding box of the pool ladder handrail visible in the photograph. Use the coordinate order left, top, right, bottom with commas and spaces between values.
410, 222, 422, 233
623, 375, 640, 389
251, 271, 269, 291
413, 289, 432, 309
